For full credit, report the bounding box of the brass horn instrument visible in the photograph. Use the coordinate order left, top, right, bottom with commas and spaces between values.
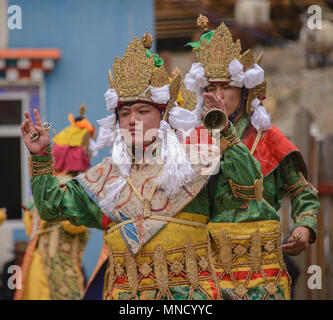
202, 105, 228, 131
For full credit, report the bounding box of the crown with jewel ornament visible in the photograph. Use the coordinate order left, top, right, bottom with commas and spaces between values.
195, 20, 242, 82
187, 14, 267, 117
112, 36, 155, 99
107, 32, 181, 109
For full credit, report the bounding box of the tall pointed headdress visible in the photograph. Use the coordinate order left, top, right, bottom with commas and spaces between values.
105, 33, 181, 111
184, 14, 271, 131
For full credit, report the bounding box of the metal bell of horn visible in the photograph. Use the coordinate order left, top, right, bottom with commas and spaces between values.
203, 106, 228, 131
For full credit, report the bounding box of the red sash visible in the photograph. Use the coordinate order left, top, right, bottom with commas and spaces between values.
242, 124, 307, 178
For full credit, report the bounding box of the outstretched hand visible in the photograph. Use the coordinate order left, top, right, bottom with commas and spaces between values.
21, 109, 50, 155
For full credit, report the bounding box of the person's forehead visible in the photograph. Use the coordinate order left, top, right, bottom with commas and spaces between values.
119, 103, 154, 110
208, 83, 231, 88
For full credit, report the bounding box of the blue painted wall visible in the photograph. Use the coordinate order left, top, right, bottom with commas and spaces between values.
9, 0, 154, 280
9, 0, 154, 166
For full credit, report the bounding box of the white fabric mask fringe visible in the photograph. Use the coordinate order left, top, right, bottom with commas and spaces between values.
149, 84, 170, 104
94, 114, 116, 152
175, 62, 208, 136
154, 120, 195, 197
168, 106, 201, 137
99, 177, 127, 219
99, 133, 131, 218
228, 60, 264, 89
88, 138, 99, 158
250, 98, 271, 131
104, 88, 118, 111
184, 62, 208, 93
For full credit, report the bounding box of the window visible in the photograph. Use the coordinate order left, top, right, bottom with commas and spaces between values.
0, 100, 22, 124
0, 136, 21, 219
0, 94, 29, 220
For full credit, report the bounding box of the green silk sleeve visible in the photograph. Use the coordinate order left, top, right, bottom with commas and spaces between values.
30, 149, 104, 230
279, 154, 319, 242
209, 121, 262, 215
181, 181, 211, 217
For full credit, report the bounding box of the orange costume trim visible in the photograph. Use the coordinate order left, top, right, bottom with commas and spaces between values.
68, 113, 95, 136
242, 124, 307, 178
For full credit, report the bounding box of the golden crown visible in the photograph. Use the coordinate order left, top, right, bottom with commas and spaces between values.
112, 37, 155, 100
109, 34, 176, 105
193, 15, 267, 116
196, 21, 242, 82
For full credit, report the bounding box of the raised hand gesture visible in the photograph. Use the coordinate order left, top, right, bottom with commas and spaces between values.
203, 92, 227, 114
21, 109, 50, 155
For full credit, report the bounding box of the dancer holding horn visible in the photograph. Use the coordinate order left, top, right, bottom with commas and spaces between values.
183, 15, 320, 300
